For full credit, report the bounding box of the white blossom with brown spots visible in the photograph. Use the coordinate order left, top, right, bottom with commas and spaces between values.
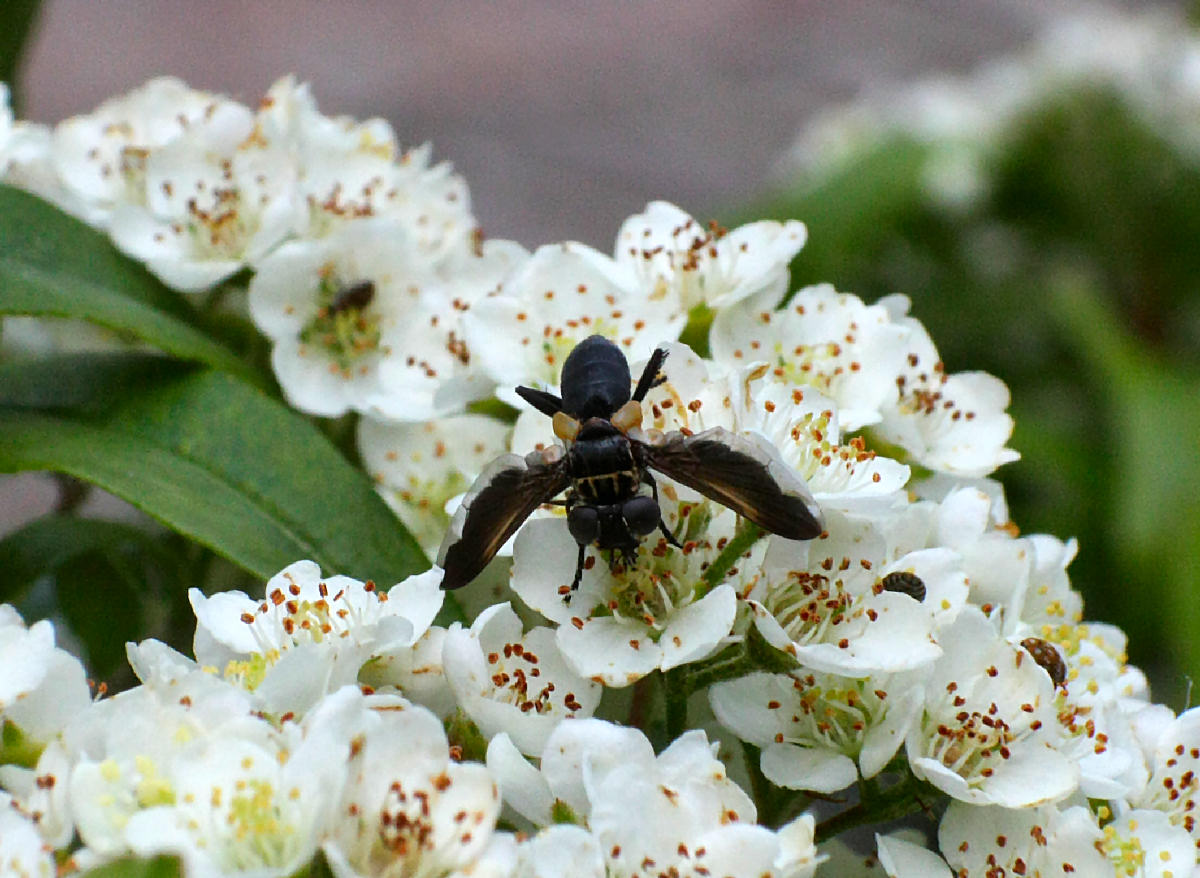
584, 728, 820, 878
711, 283, 913, 433
463, 243, 687, 410
189, 560, 443, 716
0, 792, 55, 878
249, 219, 523, 420
572, 200, 808, 311
905, 606, 1078, 807
321, 689, 503, 878
104, 100, 302, 293
709, 668, 924, 795
442, 603, 601, 756
358, 413, 513, 556
256, 77, 478, 266
747, 509, 946, 678
48, 76, 254, 230
1127, 705, 1200, 857
875, 294, 1019, 478
488, 719, 822, 878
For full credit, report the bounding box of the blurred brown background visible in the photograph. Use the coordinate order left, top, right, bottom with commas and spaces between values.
16, 0, 1172, 251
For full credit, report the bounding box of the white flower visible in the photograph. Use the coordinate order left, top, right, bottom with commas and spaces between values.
725, 370, 911, 508
49, 76, 253, 228
250, 220, 522, 419
488, 719, 820, 878
580, 200, 807, 311
116, 689, 351, 878
358, 413, 512, 555
106, 104, 301, 292
360, 625, 457, 719
486, 718, 646, 827
189, 560, 443, 716
257, 77, 478, 263
511, 512, 740, 687
906, 606, 1077, 807
1128, 706, 1200, 851
443, 603, 601, 756
513, 825, 604, 878
710, 283, 912, 432
748, 510, 944, 678
585, 728, 818, 878
0, 606, 91, 744
322, 689, 502, 878
633, 343, 909, 508
464, 243, 687, 408
711, 287, 1017, 476
874, 834, 952, 878
710, 669, 923, 794
938, 802, 1112, 877
57, 641, 265, 859
927, 484, 1031, 617
0, 792, 55, 878
875, 295, 1019, 477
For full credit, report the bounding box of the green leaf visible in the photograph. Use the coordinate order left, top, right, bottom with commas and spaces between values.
0, 515, 176, 604
80, 856, 182, 878
0, 352, 194, 414
56, 549, 146, 678
0, 185, 256, 381
0, 370, 427, 586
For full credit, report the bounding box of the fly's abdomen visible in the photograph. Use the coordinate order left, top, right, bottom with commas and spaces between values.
569, 433, 640, 504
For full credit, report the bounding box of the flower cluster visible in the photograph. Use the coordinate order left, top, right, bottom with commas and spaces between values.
2, 72, 1198, 877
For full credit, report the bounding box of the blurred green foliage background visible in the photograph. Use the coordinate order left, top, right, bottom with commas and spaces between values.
751, 82, 1200, 706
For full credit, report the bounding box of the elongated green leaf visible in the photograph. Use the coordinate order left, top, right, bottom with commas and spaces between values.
0, 370, 427, 586
0, 515, 176, 603
0, 185, 255, 380
0, 352, 193, 414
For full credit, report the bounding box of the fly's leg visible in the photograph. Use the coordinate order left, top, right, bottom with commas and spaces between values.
566, 543, 587, 602
632, 347, 669, 402
642, 471, 683, 548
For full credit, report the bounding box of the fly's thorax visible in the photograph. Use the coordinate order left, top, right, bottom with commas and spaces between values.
560, 334, 632, 419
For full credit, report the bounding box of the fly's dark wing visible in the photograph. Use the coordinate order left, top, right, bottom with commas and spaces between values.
643, 427, 823, 540
437, 450, 571, 589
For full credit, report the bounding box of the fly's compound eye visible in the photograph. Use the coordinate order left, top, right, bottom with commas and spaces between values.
567, 505, 599, 545
622, 495, 660, 536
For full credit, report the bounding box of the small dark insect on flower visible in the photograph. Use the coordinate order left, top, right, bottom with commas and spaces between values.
1021, 637, 1067, 688
437, 335, 824, 594
328, 279, 376, 315
880, 571, 926, 602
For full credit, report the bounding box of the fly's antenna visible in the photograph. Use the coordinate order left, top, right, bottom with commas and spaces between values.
633, 347, 669, 402
515, 385, 564, 416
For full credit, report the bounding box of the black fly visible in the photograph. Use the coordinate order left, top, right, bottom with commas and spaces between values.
437, 335, 824, 593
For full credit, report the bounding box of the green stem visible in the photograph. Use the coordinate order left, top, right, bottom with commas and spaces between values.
741, 742, 793, 827
663, 668, 690, 740
814, 771, 933, 843
702, 522, 764, 589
